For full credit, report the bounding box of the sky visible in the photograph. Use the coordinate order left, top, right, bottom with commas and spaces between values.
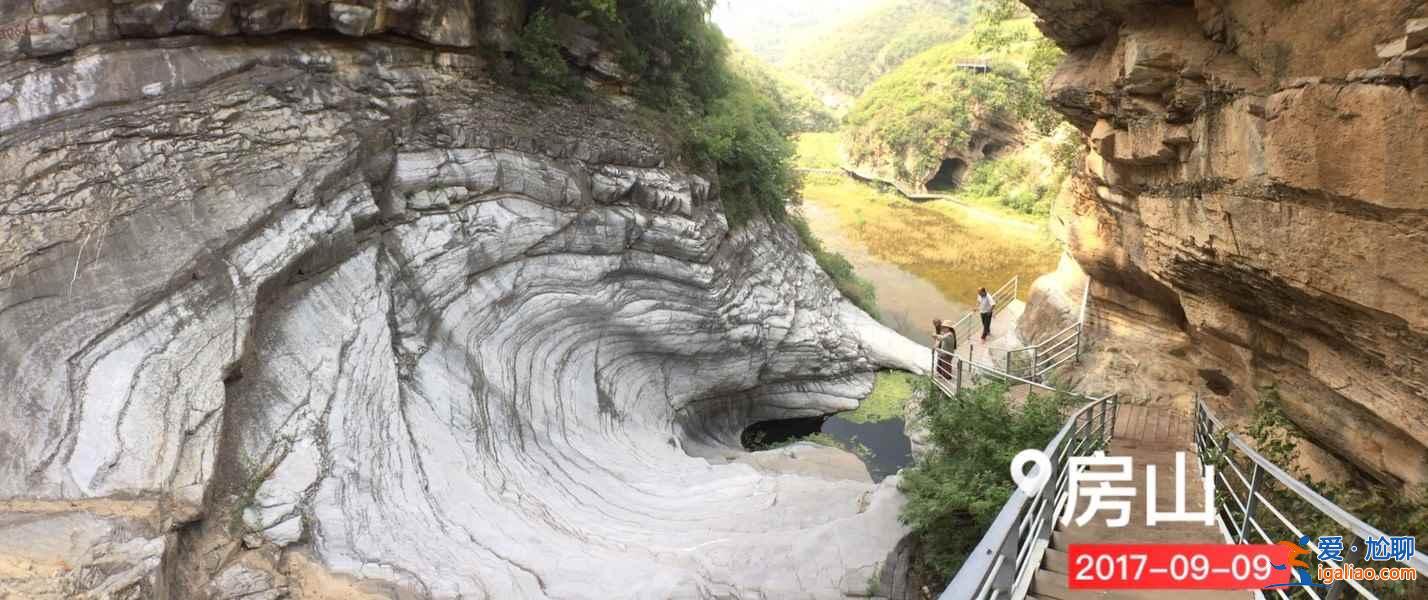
710, 0, 879, 62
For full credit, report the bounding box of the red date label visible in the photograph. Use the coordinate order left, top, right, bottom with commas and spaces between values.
1068, 544, 1291, 589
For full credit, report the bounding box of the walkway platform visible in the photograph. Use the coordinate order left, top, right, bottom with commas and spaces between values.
966, 298, 1025, 367
1029, 405, 1247, 600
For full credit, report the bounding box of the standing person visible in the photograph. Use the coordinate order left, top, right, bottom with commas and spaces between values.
932, 320, 957, 379
977, 287, 995, 341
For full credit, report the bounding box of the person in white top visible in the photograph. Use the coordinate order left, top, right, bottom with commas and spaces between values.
977, 287, 995, 341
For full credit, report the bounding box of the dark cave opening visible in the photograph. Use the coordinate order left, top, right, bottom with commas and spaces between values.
926, 158, 968, 192
740, 415, 913, 481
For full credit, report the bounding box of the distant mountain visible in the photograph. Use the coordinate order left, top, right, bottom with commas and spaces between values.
782, 0, 974, 98
711, 0, 876, 65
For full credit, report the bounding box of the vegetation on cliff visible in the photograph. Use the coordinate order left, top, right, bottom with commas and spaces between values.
1244, 387, 1427, 597
790, 215, 880, 317
727, 47, 838, 133
899, 383, 1072, 579
842, 44, 1039, 180
513, 0, 800, 226
829, 1, 1074, 215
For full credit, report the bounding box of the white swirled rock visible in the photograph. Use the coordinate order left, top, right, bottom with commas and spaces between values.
0, 36, 929, 599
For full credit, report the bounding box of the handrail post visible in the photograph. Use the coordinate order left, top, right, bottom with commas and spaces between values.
1325, 535, 1365, 600
1098, 398, 1108, 447
1031, 346, 1039, 382
1237, 464, 1263, 543
1110, 395, 1119, 441
955, 358, 963, 394
988, 529, 1019, 594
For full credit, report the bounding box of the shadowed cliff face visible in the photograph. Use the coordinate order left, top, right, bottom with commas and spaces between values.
0, 6, 931, 598
1025, 0, 1428, 490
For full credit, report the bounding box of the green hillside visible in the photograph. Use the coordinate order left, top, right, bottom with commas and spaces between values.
784, 0, 973, 98
836, 4, 1074, 216
726, 46, 838, 133
842, 41, 1041, 181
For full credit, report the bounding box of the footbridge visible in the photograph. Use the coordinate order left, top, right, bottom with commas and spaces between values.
935, 274, 1089, 399
927, 281, 1428, 599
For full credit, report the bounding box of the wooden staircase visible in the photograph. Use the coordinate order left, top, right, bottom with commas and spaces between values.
1028, 406, 1250, 600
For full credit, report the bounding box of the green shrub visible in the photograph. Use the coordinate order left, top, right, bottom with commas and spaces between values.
958, 156, 1054, 215
688, 72, 799, 226
514, 10, 578, 95
899, 383, 1072, 579
968, 0, 1063, 132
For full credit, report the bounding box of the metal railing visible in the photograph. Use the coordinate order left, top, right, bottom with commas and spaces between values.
932, 344, 1054, 401
946, 275, 1019, 348
935, 370, 1119, 600
1195, 395, 1428, 599
954, 58, 992, 73
1003, 276, 1091, 382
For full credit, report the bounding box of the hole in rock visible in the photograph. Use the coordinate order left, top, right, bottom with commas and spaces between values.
741, 415, 912, 482
222, 367, 243, 384
1197, 368, 1235, 396
982, 143, 1005, 159
926, 158, 968, 192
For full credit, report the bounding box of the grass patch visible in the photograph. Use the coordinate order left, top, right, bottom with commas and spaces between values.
798, 170, 1058, 306
795, 131, 844, 169
844, 371, 918, 424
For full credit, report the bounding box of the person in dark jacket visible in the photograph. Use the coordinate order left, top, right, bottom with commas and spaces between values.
932, 319, 957, 380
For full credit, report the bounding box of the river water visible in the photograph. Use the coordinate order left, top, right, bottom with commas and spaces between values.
802, 201, 971, 342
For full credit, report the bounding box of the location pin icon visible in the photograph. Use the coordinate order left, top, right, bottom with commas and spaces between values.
1011, 449, 1052, 495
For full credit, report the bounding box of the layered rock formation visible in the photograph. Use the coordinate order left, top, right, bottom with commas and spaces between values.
1025, 0, 1428, 490
0, 4, 929, 598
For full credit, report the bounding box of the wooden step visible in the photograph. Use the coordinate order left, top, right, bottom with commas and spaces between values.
1051, 521, 1225, 548
1043, 547, 1069, 573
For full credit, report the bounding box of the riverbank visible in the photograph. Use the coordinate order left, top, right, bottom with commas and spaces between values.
797, 171, 1058, 328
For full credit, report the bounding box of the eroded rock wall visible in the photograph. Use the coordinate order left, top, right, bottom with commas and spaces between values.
0, 19, 927, 600
1026, 0, 1428, 490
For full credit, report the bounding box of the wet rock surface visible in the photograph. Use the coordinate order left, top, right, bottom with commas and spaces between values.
0, 26, 928, 600
1028, 0, 1428, 490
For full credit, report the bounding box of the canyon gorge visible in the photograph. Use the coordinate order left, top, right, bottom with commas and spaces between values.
2, 0, 1427, 598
